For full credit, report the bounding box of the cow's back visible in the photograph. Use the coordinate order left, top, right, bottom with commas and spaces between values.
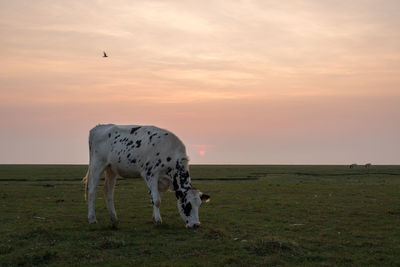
88, 124, 188, 179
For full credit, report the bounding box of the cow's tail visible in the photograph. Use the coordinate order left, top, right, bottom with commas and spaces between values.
82, 168, 90, 201
83, 128, 94, 202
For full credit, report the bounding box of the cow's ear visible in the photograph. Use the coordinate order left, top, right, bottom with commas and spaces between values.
200, 193, 210, 203
175, 190, 183, 199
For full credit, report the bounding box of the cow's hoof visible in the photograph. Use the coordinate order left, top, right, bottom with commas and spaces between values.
111, 220, 119, 229
153, 218, 163, 225
88, 216, 97, 224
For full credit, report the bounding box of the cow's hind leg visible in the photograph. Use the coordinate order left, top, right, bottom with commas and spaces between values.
88, 161, 106, 224
104, 166, 118, 225
149, 176, 162, 224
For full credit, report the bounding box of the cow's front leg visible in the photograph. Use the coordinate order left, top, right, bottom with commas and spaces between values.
149, 182, 162, 224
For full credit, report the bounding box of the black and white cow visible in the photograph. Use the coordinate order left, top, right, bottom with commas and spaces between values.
82, 124, 210, 228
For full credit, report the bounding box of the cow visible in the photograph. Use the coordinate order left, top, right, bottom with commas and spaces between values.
365, 163, 372, 168
82, 124, 210, 229
349, 163, 358, 169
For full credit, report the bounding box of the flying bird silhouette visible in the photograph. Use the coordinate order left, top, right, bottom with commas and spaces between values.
103, 51, 108, 58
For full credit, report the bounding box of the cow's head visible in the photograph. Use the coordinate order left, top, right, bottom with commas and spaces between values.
177, 188, 210, 228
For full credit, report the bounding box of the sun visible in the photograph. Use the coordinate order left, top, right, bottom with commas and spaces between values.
192, 145, 213, 157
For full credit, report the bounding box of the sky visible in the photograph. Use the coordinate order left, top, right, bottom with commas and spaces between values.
0, 0, 399, 164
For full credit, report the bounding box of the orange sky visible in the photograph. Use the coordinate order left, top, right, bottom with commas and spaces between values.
1, 0, 399, 164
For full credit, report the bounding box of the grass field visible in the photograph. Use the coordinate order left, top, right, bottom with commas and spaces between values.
0, 165, 399, 266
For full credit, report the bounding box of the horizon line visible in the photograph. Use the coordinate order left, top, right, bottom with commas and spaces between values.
0, 163, 398, 166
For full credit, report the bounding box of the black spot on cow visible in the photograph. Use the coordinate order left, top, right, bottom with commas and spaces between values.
175, 190, 183, 199
164, 133, 169, 136
127, 153, 131, 158
149, 133, 157, 142
130, 127, 141, 134
175, 160, 191, 190
136, 140, 142, 147
127, 140, 133, 146
176, 160, 183, 171
131, 158, 136, 164
181, 170, 189, 180
167, 167, 172, 174
167, 157, 171, 162
108, 133, 111, 138
161, 164, 164, 167
155, 159, 162, 167
156, 152, 160, 156
147, 131, 151, 135
115, 134, 120, 139
173, 178, 179, 191
113, 141, 117, 144
145, 162, 149, 167
182, 202, 192, 216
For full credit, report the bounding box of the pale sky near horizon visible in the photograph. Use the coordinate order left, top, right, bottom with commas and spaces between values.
0, 0, 399, 164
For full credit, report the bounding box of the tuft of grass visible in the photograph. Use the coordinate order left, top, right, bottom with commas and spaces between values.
91, 236, 126, 249
203, 228, 227, 240
6, 249, 57, 266
248, 238, 300, 256
18, 226, 59, 241
0, 245, 13, 255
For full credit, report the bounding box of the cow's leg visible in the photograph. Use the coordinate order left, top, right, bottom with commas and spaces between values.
87, 161, 105, 224
149, 177, 162, 224
104, 166, 118, 225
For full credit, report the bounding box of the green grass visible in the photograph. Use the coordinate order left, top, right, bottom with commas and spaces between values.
0, 165, 399, 266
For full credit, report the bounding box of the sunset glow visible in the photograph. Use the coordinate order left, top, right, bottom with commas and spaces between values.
192, 145, 211, 157
0, 1, 399, 164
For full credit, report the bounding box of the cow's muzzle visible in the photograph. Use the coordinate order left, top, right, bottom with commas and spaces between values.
187, 223, 200, 229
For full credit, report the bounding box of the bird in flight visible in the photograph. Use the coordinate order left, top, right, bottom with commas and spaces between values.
103, 51, 108, 58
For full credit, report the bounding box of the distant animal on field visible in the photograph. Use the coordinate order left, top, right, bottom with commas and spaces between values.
103, 51, 108, 57
82, 124, 210, 229
365, 163, 372, 168
349, 164, 358, 168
